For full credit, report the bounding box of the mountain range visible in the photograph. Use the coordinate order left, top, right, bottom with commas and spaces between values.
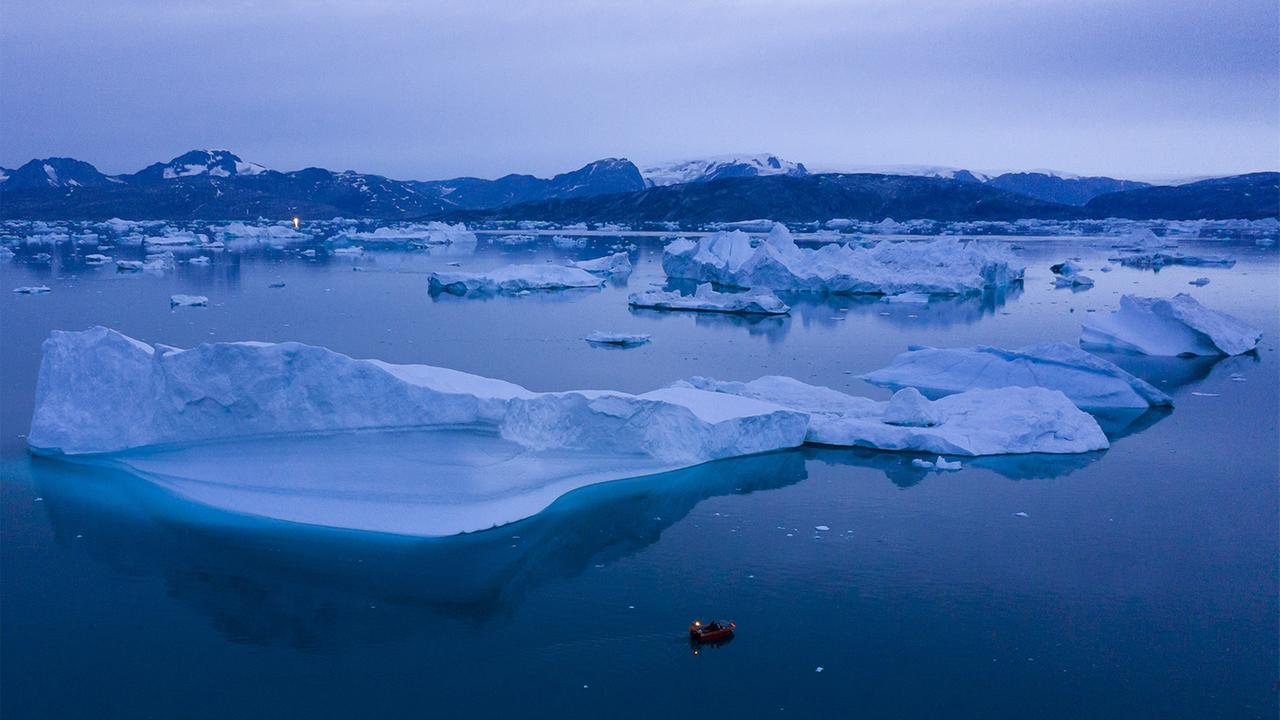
1, 150, 1274, 222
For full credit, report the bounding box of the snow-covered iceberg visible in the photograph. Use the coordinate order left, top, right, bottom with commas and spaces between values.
860, 343, 1172, 410
571, 252, 632, 275
678, 376, 1108, 456
428, 264, 604, 295
662, 224, 1023, 295
1081, 294, 1262, 356
628, 283, 790, 315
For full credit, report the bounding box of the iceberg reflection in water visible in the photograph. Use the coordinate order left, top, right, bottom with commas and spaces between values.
22, 450, 808, 645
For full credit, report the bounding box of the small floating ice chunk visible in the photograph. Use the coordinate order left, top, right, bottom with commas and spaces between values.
12, 285, 51, 294
1188, 277, 1210, 286
84, 253, 113, 265
628, 283, 789, 315
1014, 512, 1029, 518
815, 525, 830, 531
115, 260, 144, 272
1081, 293, 1261, 356
1050, 260, 1094, 288
584, 332, 651, 348
188, 256, 211, 266
862, 342, 1172, 410
911, 458, 935, 469
571, 252, 632, 275
169, 294, 208, 307
934, 457, 962, 471
428, 264, 604, 295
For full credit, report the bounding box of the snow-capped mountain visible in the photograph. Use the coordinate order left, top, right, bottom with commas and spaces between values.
640, 154, 808, 187
128, 149, 268, 184
0, 157, 123, 190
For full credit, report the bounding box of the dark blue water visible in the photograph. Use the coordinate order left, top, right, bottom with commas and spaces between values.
2, 231, 1277, 718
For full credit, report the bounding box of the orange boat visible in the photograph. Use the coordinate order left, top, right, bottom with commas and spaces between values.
689, 619, 736, 643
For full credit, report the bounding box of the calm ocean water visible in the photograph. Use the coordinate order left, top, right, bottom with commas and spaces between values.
2, 233, 1276, 718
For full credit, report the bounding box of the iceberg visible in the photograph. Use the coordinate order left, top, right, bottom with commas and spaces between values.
427, 264, 604, 295
1081, 294, 1262, 356
861, 343, 1172, 410
1110, 252, 1235, 270
662, 224, 1023, 296
571, 252, 633, 275
678, 376, 1108, 456
29, 327, 808, 461
1050, 260, 1094, 288
338, 222, 476, 246
628, 283, 790, 315
584, 331, 651, 347
169, 294, 209, 307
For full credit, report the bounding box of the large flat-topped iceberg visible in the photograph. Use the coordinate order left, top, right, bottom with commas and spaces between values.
1081, 294, 1261, 356
662, 224, 1024, 295
29, 327, 808, 462
678, 376, 1108, 456
861, 343, 1172, 410
629, 283, 790, 315
428, 264, 604, 295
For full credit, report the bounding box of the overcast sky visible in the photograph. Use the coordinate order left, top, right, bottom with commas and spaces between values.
2, 0, 1276, 181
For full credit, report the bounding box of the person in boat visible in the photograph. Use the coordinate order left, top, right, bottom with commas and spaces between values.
704, 621, 722, 632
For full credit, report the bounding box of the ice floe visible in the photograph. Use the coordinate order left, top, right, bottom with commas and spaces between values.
662, 223, 1023, 296
861, 343, 1172, 410
169, 294, 209, 307
628, 283, 790, 315
571, 251, 633, 275
584, 332, 651, 347
1081, 294, 1262, 356
428, 264, 605, 295
678, 376, 1108, 455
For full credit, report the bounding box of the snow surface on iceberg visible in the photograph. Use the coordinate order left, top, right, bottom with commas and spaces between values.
428, 264, 604, 295
861, 343, 1172, 410
662, 223, 1023, 296
1081, 294, 1261, 356
629, 283, 790, 315
571, 251, 632, 275
678, 376, 1108, 456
